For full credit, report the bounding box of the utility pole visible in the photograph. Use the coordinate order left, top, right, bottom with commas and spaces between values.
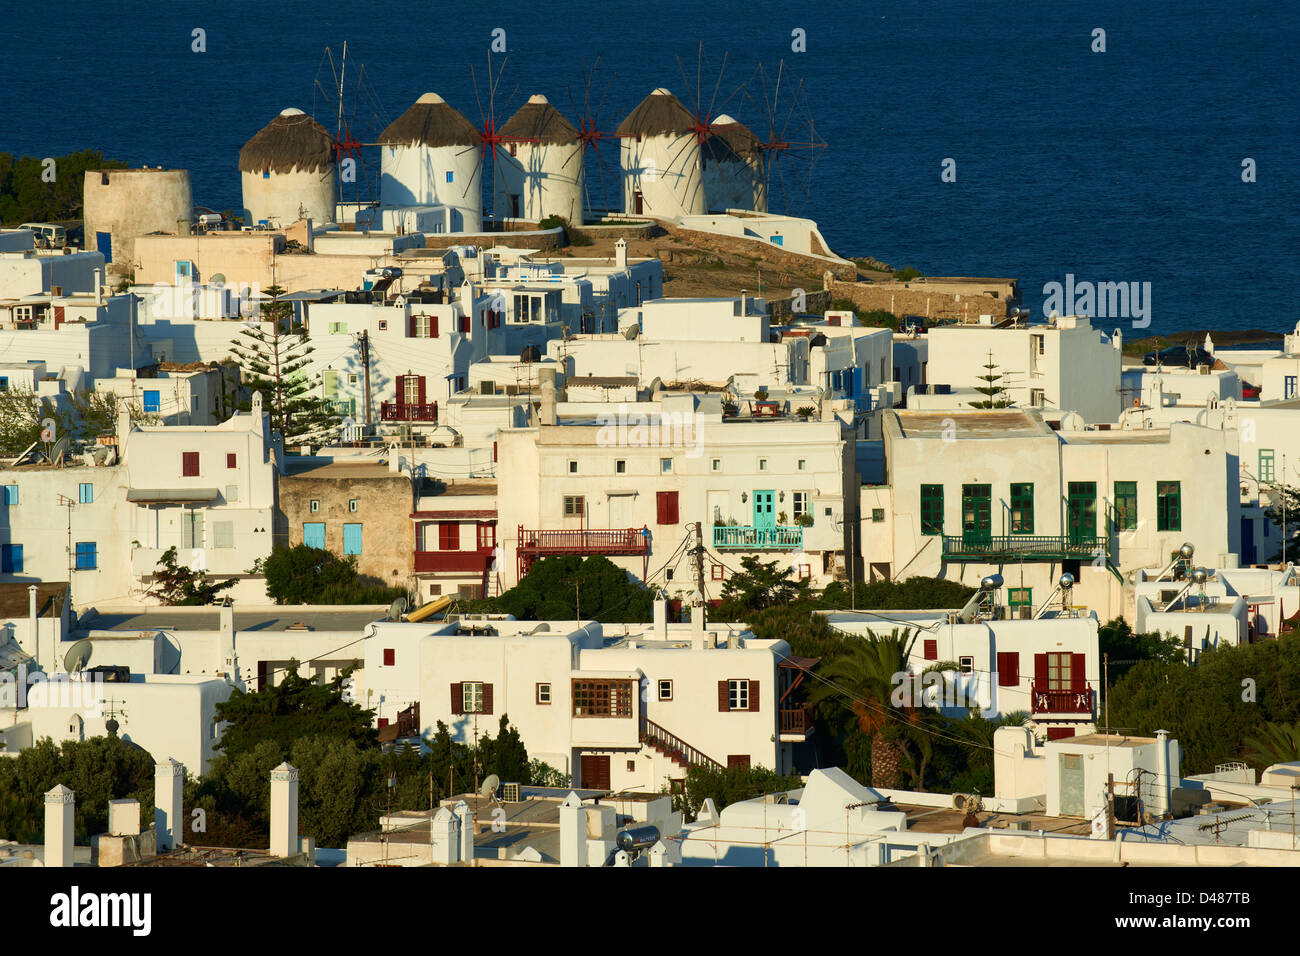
57, 494, 75, 605
1104, 653, 1110, 734
692, 521, 706, 604
1106, 773, 1116, 838
359, 329, 372, 427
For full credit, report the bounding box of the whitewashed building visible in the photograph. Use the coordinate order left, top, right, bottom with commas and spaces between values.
618, 89, 705, 219
379, 93, 483, 232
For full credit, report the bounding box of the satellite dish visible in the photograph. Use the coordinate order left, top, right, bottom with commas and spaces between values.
210, 273, 227, 286
480, 774, 501, 799
63, 639, 92, 673
387, 597, 408, 621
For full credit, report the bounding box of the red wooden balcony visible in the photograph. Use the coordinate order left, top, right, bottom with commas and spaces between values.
1030, 682, 1094, 715
779, 704, 814, 737
517, 526, 649, 557
381, 401, 438, 422
413, 549, 493, 573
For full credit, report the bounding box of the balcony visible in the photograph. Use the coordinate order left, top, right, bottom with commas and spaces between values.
941, 534, 1109, 562
779, 703, 814, 739
518, 527, 649, 559
1030, 682, 1095, 716
713, 525, 804, 550
413, 549, 493, 574
380, 401, 438, 422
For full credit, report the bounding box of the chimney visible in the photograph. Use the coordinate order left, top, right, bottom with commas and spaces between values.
44, 784, 75, 867
653, 595, 667, 639
95, 267, 103, 306
108, 798, 141, 836
154, 758, 185, 851
219, 598, 239, 685
538, 366, 557, 427
270, 762, 299, 857
559, 792, 588, 867
430, 807, 459, 864
460, 278, 475, 316
614, 237, 628, 269
27, 585, 38, 667
1154, 730, 1172, 819
455, 801, 474, 863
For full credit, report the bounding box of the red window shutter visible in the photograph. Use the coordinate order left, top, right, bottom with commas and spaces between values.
996, 652, 1019, 686
430, 315, 439, 338
492, 441, 498, 462
451, 682, 463, 715
408, 314, 416, 337
383, 648, 395, 666
655, 491, 678, 524
416, 376, 427, 406
1034, 653, 1049, 689
727, 755, 751, 770
718, 680, 730, 712
226, 453, 237, 468
749, 680, 759, 712
923, 639, 937, 661
829, 316, 841, 326
482, 683, 494, 715
1047, 727, 1075, 741
460, 315, 470, 334
439, 522, 459, 551
1070, 653, 1087, 692
182, 452, 199, 476
378, 717, 389, 729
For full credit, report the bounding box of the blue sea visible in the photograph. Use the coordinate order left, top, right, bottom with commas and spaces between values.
2, 0, 1296, 338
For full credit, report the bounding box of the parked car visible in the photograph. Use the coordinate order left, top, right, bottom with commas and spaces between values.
1142, 343, 1213, 368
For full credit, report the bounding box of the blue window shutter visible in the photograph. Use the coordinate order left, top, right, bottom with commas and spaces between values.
79, 483, 93, 504
303, 523, 326, 549
4, 485, 18, 506
1, 544, 22, 574
75, 542, 97, 570
143, 390, 160, 413
343, 523, 363, 555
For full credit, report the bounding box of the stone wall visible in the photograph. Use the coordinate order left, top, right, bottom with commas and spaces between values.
662, 222, 857, 280
279, 473, 413, 586
825, 276, 1009, 321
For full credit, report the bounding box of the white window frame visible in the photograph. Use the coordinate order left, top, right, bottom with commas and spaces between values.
462, 681, 484, 713
728, 679, 750, 711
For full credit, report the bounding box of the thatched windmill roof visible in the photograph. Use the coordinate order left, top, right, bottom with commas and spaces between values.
499, 94, 579, 145
702, 114, 762, 162
238, 108, 335, 174
379, 93, 481, 148
617, 88, 698, 137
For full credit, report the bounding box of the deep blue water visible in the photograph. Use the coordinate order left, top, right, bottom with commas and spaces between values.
3, 0, 1297, 337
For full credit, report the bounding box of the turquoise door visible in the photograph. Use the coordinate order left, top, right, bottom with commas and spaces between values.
753, 490, 775, 529
303, 523, 326, 549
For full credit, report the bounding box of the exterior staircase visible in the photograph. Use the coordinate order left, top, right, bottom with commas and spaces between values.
639, 717, 723, 773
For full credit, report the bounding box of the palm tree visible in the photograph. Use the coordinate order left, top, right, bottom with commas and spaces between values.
809, 628, 927, 790
1244, 721, 1300, 767
946, 710, 1033, 773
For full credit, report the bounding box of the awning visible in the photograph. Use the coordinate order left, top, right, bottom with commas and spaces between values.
127, 488, 220, 504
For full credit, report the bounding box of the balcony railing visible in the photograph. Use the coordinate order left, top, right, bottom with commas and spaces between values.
713, 525, 804, 550
380, 401, 438, 422
413, 549, 493, 573
779, 704, 814, 736
1030, 682, 1095, 715
942, 534, 1109, 562
517, 527, 649, 557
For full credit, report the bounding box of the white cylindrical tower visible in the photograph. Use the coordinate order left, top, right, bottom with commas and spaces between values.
496, 94, 585, 225
703, 114, 766, 213
379, 93, 483, 233
82, 167, 193, 275
617, 88, 705, 220
239, 108, 337, 228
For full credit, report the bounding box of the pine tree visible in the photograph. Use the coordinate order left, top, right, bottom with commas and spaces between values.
228, 285, 338, 446
968, 351, 1011, 408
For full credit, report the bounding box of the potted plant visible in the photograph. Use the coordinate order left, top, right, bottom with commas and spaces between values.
796, 405, 816, 420
795, 513, 814, 528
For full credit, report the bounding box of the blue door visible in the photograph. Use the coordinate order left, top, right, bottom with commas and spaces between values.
753, 490, 775, 529
303, 522, 325, 549
1241, 517, 1256, 565
96, 232, 112, 263
342, 523, 363, 555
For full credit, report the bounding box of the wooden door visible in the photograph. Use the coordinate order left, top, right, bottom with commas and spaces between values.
580, 754, 610, 791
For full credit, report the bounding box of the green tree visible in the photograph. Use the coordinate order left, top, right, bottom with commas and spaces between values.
1262, 483, 1300, 563
821, 575, 976, 611
0, 736, 156, 842
228, 285, 338, 446
675, 764, 805, 821
1243, 721, 1300, 767
146, 546, 237, 605
254, 544, 407, 605
463, 554, 656, 622
1097, 616, 1185, 686
968, 350, 1011, 409
715, 555, 810, 619
0, 150, 127, 225
0, 386, 65, 456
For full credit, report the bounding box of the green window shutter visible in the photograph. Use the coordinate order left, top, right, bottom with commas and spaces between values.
920, 484, 943, 535
1113, 481, 1137, 532
1157, 481, 1181, 531
1010, 483, 1034, 534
